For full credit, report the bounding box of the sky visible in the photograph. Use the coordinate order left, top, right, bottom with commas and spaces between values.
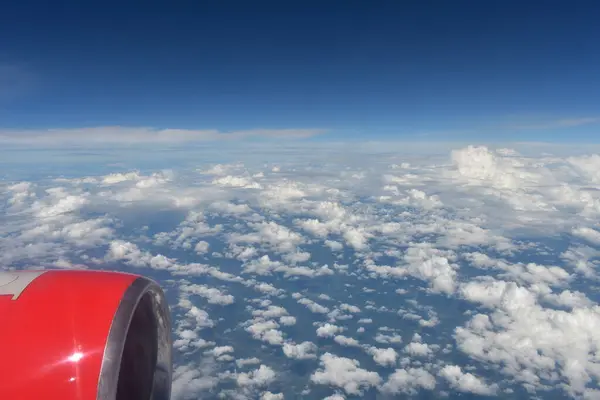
1, 0, 600, 142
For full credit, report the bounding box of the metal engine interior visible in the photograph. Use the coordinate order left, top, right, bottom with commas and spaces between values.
98, 278, 172, 400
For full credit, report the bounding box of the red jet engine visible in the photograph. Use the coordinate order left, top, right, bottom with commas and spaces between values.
0, 269, 172, 400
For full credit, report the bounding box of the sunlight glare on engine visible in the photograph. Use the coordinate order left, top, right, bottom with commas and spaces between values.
67, 352, 84, 363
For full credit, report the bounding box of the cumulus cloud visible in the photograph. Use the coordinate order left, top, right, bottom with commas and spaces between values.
279, 316, 297, 326
456, 278, 600, 397
322, 395, 345, 400
368, 347, 398, 367
380, 367, 436, 395
311, 353, 382, 395
317, 323, 343, 338
245, 319, 285, 346
282, 341, 318, 360
333, 335, 361, 347
237, 365, 277, 387
180, 283, 235, 305
366, 245, 458, 294
260, 392, 284, 400
439, 365, 498, 395
4, 142, 600, 399
572, 227, 600, 246
194, 240, 210, 254
404, 341, 434, 357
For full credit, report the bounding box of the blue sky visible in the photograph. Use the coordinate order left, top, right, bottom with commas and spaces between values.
1, 0, 599, 142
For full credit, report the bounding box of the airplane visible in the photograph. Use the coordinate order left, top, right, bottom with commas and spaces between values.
0, 269, 172, 400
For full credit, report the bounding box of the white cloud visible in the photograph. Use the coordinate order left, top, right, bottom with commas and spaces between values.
374, 333, 403, 344
366, 245, 458, 294
253, 281, 280, 295
212, 175, 262, 189
310, 353, 382, 395
282, 341, 318, 360
209, 201, 252, 215
194, 240, 210, 254
252, 305, 288, 319
342, 227, 369, 250
317, 323, 343, 338
380, 367, 436, 395
325, 240, 343, 251
567, 153, 600, 183
572, 227, 600, 246
283, 250, 311, 264
260, 392, 284, 400
180, 283, 235, 305
231, 221, 305, 253
212, 346, 234, 358
440, 365, 498, 395
0, 126, 327, 146
237, 365, 276, 387
333, 335, 361, 347
171, 362, 220, 399
404, 342, 433, 357
236, 358, 261, 368
6, 181, 35, 207
368, 347, 398, 367
457, 278, 600, 396
451, 145, 520, 189
322, 395, 345, 400
339, 303, 361, 313
298, 298, 330, 314
279, 316, 297, 326
33, 193, 89, 219
245, 319, 285, 346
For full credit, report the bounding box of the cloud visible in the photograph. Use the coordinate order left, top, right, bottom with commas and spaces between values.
456, 278, 600, 397
171, 361, 220, 399
279, 316, 297, 326
260, 392, 284, 400
310, 353, 382, 395
439, 365, 498, 395
236, 365, 277, 387
282, 341, 318, 360
245, 319, 285, 346
180, 283, 235, 305
333, 335, 361, 347
404, 341, 434, 357
316, 323, 343, 338
0, 126, 328, 146
322, 395, 345, 400
572, 227, 600, 246
211, 345, 233, 356
367, 347, 398, 367
380, 367, 436, 395
4, 142, 600, 398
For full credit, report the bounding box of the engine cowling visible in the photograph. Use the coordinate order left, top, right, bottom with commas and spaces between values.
0, 269, 172, 400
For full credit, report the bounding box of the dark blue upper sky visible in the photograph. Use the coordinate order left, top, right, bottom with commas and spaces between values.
1, 0, 599, 141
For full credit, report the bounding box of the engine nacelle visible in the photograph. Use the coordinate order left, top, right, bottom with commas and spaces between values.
0, 270, 172, 400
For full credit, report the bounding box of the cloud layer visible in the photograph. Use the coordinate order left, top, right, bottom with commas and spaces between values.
0, 126, 328, 146
2, 143, 600, 399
